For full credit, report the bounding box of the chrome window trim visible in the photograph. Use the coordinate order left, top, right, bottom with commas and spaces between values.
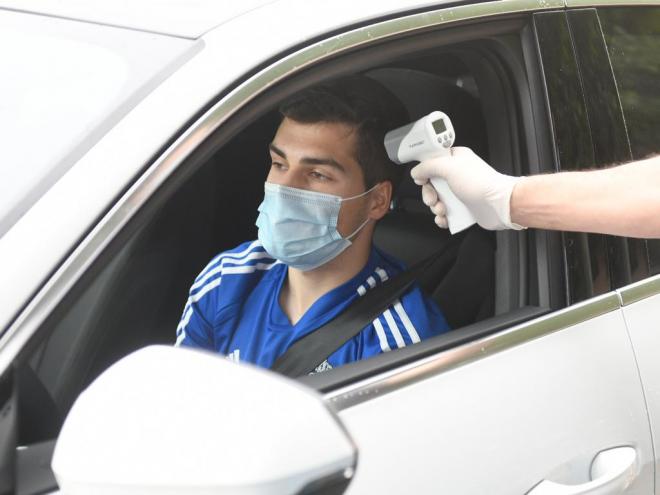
618, 274, 660, 306
566, 0, 660, 7
324, 292, 620, 411
0, 0, 572, 376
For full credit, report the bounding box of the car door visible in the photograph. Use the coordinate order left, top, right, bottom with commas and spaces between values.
317, 8, 656, 495
620, 276, 660, 495
330, 303, 651, 494
596, 5, 660, 493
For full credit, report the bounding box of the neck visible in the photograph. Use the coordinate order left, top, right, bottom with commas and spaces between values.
280, 227, 373, 325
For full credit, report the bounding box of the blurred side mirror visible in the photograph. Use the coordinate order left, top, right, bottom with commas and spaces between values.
52, 346, 356, 494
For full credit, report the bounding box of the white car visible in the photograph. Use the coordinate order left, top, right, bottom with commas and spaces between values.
2, 0, 660, 493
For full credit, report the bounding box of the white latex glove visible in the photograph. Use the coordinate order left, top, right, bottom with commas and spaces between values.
411, 147, 525, 231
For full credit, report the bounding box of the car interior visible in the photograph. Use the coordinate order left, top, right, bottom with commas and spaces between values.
13, 21, 566, 484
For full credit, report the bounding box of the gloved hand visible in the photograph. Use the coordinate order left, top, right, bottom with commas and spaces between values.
410, 147, 525, 231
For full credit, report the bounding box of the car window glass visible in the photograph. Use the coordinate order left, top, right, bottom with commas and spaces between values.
649, 240, 660, 275
565, 9, 652, 288
599, 7, 660, 277
599, 7, 660, 161
534, 11, 611, 304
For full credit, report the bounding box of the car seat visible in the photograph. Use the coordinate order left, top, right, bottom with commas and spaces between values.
367, 68, 495, 329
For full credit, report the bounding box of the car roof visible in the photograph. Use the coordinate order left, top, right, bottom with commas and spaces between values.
0, 0, 279, 38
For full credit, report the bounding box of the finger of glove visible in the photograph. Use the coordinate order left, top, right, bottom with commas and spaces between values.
410, 157, 452, 183
421, 183, 439, 206
450, 146, 475, 157
430, 200, 446, 217
434, 215, 448, 229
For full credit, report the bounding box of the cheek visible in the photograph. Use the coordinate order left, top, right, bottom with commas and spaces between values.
265, 168, 292, 187
336, 200, 368, 237
265, 169, 278, 183
265, 166, 307, 188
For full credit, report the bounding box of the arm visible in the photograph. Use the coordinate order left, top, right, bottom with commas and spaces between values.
175, 299, 214, 349
511, 157, 660, 238
411, 148, 660, 239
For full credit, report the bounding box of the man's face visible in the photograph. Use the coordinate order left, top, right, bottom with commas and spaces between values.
267, 117, 376, 238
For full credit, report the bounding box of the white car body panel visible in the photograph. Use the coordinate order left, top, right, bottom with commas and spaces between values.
0, 9, 198, 237
0, 0, 278, 38
0, 0, 459, 38
0, 0, 457, 354
620, 285, 660, 493
337, 310, 654, 494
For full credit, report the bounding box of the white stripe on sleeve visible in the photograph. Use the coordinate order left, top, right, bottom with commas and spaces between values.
177, 306, 193, 333
221, 261, 280, 275
191, 277, 222, 303
198, 240, 262, 279
382, 309, 406, 348
372, 317, 391, 352
191, 261, 279, 302
393, 299, 421, 344
192, 250, 272, 290
177, 259, 280, 340
357, 276, 377, 297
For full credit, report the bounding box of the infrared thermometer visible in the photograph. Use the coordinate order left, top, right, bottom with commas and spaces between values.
384, 111, 477, 234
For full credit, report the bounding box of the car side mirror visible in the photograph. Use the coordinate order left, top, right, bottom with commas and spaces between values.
51, 346, 356, 494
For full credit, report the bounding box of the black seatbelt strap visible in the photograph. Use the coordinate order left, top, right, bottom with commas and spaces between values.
271, 231, 465, 377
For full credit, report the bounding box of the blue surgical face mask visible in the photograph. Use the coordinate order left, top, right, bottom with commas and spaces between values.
255, 182, 377, 271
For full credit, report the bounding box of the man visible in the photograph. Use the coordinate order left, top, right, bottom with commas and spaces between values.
176, 76, 450, 372
412, 147, 660, 239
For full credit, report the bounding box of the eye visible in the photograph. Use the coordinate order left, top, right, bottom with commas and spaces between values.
310, 170, 330, 181
271, 161, 286, 171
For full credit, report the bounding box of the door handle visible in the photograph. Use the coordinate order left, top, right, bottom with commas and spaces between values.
527, 447, 637, 495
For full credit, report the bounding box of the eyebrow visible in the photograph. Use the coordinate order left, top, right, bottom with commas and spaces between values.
269, 143, 346, 173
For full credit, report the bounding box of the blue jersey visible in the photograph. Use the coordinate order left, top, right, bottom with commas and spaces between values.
176, 240, 450, 372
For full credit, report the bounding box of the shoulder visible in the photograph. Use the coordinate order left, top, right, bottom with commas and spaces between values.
353, 247, 405, 292
187, 240, 282, 314
357, 247, 449, 352
348, 247, 406, 299
198, 240, 272, 274
372, 246, 407, 275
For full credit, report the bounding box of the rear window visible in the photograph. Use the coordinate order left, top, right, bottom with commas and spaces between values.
600, 6, 660, 277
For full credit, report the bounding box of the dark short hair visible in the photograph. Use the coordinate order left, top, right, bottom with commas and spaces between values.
278, 75, 409, 192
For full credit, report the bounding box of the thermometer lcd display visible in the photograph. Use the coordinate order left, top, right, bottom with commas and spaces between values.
432, 118, 447, 134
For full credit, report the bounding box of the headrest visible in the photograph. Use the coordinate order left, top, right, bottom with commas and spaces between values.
366, 67, 487, 205
367, 67, 487, 265
374, 209, 451, 267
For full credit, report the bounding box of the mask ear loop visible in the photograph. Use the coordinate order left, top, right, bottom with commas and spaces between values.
345, 217, 372, 241
341, 182, 380, 241
342, 183, 383, 240
341, 183, 381, 202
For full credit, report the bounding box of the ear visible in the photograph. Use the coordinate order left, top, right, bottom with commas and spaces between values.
368, 181, 392, 221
